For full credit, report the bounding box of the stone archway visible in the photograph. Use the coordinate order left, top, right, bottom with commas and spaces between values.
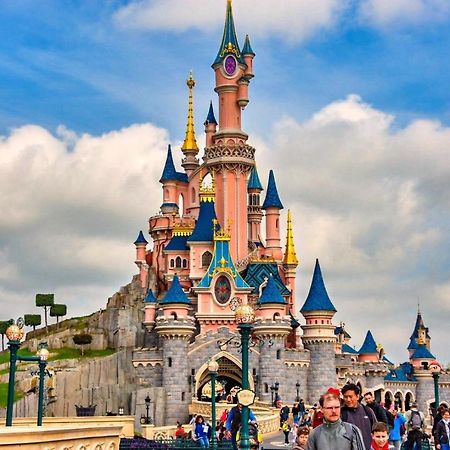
405, 391, 414, 411
195, 351, 255, 401
384, 390, 394, 409
394, 391, 404, 410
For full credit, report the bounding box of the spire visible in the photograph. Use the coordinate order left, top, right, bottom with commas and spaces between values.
247, 166, 263, 191
160, 275, 190, 305
300, 259, 336, 313
145, 289, 157, 303
134, 230, 148, 245
358, 330, 378, 354
205, 101, 217, 125
160, 145, 188, 183
283, 210, 299, 266
258, 275, 287, 305
213, 0, 244, 66
181, 71, 199, 153
262, 170, 284, 209
242, 34, 255, 56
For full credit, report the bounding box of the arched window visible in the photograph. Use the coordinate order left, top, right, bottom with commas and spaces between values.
176, 256, 182, 268
178, 194, 184, 216
202, 251, 213, 268
276, 218, 279, 229
273, 313, 281, 320
168, 357, 172, 367
276, 349, 281, 360
170, 312, 178, 320
182, 259, 188, 268
164, 188, 169, 200
264, 383, 269, 394
181, 392, 185, 401
170, 259, 175, 268
192, 187, 196, 203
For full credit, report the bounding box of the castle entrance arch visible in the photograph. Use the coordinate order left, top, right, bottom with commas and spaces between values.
195, 351, 255, 402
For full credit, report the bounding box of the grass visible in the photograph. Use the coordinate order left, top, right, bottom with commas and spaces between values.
0, 348, 36, 366
0, 382, 23, 408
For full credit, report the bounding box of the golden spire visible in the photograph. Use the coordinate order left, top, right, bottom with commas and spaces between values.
181, 71, 199, 153
283, 209, 299, 266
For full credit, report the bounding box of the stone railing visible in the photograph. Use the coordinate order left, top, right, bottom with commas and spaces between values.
0, 424, 121, 449
8, 415, 135, 438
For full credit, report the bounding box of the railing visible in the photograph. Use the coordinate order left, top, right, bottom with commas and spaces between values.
120, 438, 233, 450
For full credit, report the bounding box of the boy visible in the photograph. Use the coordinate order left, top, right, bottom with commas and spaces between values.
282, 420, 292, 445
371, 422, 395, 450
292, 426, 309, 450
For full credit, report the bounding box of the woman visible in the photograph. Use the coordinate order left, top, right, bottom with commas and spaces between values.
435, 409, 450, 450
194, 415, 210, 448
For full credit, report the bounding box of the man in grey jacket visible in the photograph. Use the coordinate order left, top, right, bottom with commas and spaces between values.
307, 390, 366, 450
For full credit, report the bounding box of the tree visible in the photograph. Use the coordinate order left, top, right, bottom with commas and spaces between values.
24, 314, 42, 331
35, 294, 54, 331
0, 319, 14, 351
50, 304, 67, 328
73, 333, 92, 356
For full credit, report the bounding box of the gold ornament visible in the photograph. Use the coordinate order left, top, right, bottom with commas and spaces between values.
5, 324, 24, 342
235, 304, 255, 324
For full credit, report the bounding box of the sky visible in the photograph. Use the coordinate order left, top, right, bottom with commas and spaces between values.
0, 0, 449, 364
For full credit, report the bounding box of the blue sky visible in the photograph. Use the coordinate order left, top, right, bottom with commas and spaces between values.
1, 0, 450, 364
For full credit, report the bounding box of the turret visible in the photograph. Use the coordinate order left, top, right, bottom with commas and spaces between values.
204, 101, 217, 147
408, 309, 431, 357
410, 321, 435, 368
300, 259, 337, 403
358, 330, 379, 363
143, 289, 157, 331
134, 230, 149, 288
160, 145, 183, 215
262, 170, 283, 260
282, 209, 299, 307
181, 72, 200, 175
247, 166, 263, 244
242, 34, 255, 78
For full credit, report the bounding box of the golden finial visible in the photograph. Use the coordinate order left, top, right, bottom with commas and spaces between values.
213, 219, 231, 241
181, 71, 199, 153
283, 209, 299, 267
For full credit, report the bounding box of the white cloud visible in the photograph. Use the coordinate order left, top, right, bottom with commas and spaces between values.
114, 0, 348, 43
359, 0, 450, 27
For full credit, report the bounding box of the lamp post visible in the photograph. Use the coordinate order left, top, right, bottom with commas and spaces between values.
235, 304, 256, 450
5, 320, 49, 426
208, 359, 219, 450
274, 381, 280, 406
295, 381, 300, 402
145, 394, 152, 424
270, 384, 275, 406
431, 367, 441, 410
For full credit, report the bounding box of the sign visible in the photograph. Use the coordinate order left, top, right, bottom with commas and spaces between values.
237, 389, 256, 407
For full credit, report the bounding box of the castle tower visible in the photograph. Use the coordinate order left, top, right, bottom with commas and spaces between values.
407, 309, 431, 357
134, 230, 149, 288
143, 289, 157, 331
282, 209, 299, 308
253, 276, 291, 402
204, 101, 218, 148
300, 259, 337, 404
247, 166, 263, 244
358, 330, 379, 363
155, 275, 195, 424
204, 0, 256, 261
181, 72, 200, 175
262, 170, 284, 260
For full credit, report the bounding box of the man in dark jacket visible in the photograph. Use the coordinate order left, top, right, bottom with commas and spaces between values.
341, 384, 377, 450
434, 408, 450, 450
225, 403, 257, 450
363, 392, 389, 424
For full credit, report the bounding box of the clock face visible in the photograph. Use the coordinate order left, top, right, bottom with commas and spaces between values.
214, 276, 232, 304
224, 55, 237, 76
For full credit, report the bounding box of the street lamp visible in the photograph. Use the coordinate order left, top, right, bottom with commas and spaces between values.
295, 381, 300, 402
5, 319, 49, 427
145, 394, 152, 424
430, 362, 442, 411
274, 381, 280, 406
208, 359, 219, 450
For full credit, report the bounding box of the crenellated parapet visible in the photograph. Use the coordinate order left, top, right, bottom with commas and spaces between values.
154, 317, 196, 340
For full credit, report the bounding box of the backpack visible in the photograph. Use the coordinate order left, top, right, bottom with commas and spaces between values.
409, 410, 423, 430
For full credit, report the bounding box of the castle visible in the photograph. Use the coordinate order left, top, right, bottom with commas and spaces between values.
20, 0, 449, 426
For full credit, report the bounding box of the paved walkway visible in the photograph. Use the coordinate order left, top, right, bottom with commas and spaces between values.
261, 430, 292, 450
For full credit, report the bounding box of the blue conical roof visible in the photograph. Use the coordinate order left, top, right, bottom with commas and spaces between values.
262, 170, 283, 209
359, 330, 378, 354
205, 101, 217, 125
145, 289, 157, 303
300, 259, 336, 313
242, 35, 255, 56
160, 275, 190, 305
248, 166, 263, 191
213, 1, 244, 66
407, 336, 418, 350
159, 145, 188, 183
188, 200, 217, 242
258, 276, 286, 305
411, 344, 435, 360
134, 230, 148, 245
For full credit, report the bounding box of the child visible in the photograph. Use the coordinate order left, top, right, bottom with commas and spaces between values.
282, 420, 292, 445
292, 426, 309, 450
371, 422, 395, 450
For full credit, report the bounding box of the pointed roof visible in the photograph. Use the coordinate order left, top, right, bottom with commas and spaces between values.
145, 289, 157, 303
283, 209, 299, 266
359, 330, 378, 354
407, 336, 418, 350
181, 72, 199, 153
258, 276, 287, 305
159, 145, 188, 183
134, 230, 148, 245
165, 235, 190, 251
242, 34, 255, 56
300, 259, 336, 313
342, 343, 359, 354
248, 166, 263, 190
243, 262, 290, 295
410, 311, 430, 340
205, 101, 217, 125
188, 200, 217, 242
160, 275, 190, 305
411, 344, 435, 360
262, 170, 283, 209
213, 0, 244, 66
